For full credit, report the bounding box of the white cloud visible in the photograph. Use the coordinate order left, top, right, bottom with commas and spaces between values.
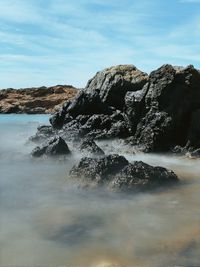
0, 0, 199, 88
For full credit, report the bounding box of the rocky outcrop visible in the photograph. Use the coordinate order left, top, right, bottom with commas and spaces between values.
133, 65, 200, 152
86, 65, 148, 110
0, 85, 78, 114
32, 136, 71, 157
46, 65, 147, 140
69, 154, 129, 186
31, 64, 200, 154
110, 161, 179, 191
58, 111, 130, 140
49, 90, 114, 129
79, 139, 105, 156
69, 154, 179, 191
30, 125, 55, 143
186, 148, 200, 159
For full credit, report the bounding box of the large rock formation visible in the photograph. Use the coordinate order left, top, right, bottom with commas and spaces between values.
32, 64, 200, 154
69, 154, 179, 191
133, 65, 200, 152
86, 65, 148, 110
0, 85, 77, 114
47, 65, 147, 140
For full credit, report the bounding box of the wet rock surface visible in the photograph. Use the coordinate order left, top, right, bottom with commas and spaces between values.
30, 125, 55, 143
69, 154, 129, 185
69, 154, 179, 191
110, 161, 179, 192
79, 139, 105, 156
32, 136, 71, 157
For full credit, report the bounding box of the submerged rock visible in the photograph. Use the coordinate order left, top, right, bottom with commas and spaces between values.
32, 145, 47, 158
186, 148, 200, 159
69, 154, 179, 191
110, 161, 178, 192
32, 136, 71, 157
69, 154, 129, 185
30, 125, 55, 142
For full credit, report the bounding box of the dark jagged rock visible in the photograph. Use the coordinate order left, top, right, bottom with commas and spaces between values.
61, 119, 83, 140
48, 65, 148, 138
124, 84, 149, 133
49, 100, 72, 129
171, 145, 188, 156
171, 140, 193, 155
32, 136, 71, 157
79, 139, 105, 156
187, 148, 200, 159
133, 110, 173, 152
45, 137, 71, 156
69, 154, 129, 185
32, 145, 47, 157
67, 90, 113, 117
133, 64, 200, 152
69, 154, 179, 191
30, 125, 55, 142
51, 111, 130, 141
86, 65, 148, 110
187, 109, 200, 148
31, 63, 200, 154
110, 161, 178, 192
49, 90, 113, 129
78, 111, 130, 139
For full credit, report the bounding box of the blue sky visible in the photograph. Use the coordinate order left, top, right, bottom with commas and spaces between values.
0, 0, 200, 88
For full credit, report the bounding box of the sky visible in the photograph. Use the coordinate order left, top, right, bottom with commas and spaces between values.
0, 0, 200, 89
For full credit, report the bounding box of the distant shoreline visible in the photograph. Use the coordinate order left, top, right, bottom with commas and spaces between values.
0, 85, 78, 114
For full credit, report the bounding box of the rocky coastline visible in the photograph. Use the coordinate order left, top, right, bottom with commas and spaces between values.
32, 64, 200, 155
0, 85, 78, 114
29, 63, 200, 192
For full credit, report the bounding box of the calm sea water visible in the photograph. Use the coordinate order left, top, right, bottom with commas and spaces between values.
0, 115, 200, 267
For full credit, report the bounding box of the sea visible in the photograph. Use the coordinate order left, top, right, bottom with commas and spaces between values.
0, 115, 199, 267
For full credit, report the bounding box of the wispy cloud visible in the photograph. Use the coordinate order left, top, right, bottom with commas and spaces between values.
0, 0, 43, 24
0, 0, 199, 88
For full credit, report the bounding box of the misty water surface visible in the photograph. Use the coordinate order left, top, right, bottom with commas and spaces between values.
0, 115, 199, 267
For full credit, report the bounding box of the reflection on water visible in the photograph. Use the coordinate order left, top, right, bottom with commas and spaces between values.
0, 115, 200, 266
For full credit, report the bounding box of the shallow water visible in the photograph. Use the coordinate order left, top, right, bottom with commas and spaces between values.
0, 115, 200, 267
